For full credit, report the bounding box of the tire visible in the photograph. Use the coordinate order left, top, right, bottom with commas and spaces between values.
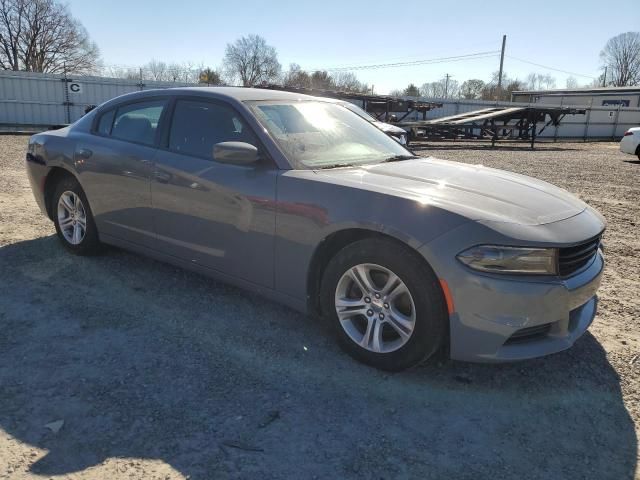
320, 238, 448, 371
52, 175, 101, 255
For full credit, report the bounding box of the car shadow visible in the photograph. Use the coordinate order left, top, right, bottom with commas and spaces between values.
0, 236, 636, 479
623, 159, 640, 165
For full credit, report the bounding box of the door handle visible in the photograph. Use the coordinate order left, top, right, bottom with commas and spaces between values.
77, 148, 93, 159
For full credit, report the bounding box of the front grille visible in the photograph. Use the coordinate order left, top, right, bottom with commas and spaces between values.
558, 236, 601, 277
505, 323, 552, 344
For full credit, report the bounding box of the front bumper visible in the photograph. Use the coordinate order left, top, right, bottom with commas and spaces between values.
447, 251, 603, 362
418, 212, 605, 363
620, 135, 638, 155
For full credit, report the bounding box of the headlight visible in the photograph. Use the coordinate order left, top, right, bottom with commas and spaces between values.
456, 245, 558, 275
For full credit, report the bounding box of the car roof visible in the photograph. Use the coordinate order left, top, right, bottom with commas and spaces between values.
95, 87, 320, 111
160, 86, 318, 101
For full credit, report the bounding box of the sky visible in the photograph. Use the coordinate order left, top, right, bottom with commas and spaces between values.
66, 0, 640, 94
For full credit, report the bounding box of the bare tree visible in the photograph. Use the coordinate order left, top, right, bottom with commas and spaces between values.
446, 79, 460, 98
388, 89, 404, 97
600, 32, 640, 86
459, 79, 485, 99
481, 72, 524, 101
565, 76, 579, 89
0, 0, 100, 74
333, 71, 368, 93
526, 73, 557, 90
223, 34, 280, 86
146, 59, 168, 81
283, 63, 311, 88
103, 65, 138, 80
420, 77, 459, 98
310, 70, 333, 89
420, 81, 444, 98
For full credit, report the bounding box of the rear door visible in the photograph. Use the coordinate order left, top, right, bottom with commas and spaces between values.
77, 98, 168, 247
151, 97, 277, 287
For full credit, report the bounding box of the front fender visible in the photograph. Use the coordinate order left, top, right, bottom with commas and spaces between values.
274, 170, 469, 303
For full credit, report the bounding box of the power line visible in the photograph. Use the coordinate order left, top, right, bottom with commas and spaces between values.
309, 51, 500, 72
306, 41, 503, 69
505, 55, 597, 79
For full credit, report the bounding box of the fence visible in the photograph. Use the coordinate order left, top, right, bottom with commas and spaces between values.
1, 70, 639, 139
0, 70, 196, 131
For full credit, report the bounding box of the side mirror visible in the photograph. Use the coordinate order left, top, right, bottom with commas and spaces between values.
388, 114, 398, 123
213, 141, 258, 165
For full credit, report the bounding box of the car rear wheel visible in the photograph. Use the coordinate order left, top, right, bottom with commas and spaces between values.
320, 238, 448, 371
52, 176, 101, 255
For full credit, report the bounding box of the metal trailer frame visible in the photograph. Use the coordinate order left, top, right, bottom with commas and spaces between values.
397, 106, 586, 148
255, 84, 442, 122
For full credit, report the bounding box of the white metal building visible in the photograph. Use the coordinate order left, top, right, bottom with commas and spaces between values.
0, 70, 195, 131
511, 86, 640, 108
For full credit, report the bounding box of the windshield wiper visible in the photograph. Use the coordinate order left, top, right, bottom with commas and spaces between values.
383, 154, 419, 163
316, 163, 356, 169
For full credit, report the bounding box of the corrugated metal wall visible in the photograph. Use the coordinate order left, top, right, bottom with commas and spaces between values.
512, 92, 640, 108
0, 70, 195, 130
2, 70, 639, 138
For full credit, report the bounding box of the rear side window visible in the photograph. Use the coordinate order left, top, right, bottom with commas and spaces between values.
168, 100, 257, 159
96, 109, 115, 135
111, 100, 167, 146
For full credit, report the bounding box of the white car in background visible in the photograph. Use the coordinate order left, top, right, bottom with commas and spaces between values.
321, 98, 409, 146
620, 127, 640, 160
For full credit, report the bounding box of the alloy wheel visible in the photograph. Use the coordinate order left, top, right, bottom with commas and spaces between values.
334, 263, 416, 353
57, 191, 87, 245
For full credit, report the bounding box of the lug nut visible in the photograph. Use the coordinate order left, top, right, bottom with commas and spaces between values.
378, 313, 385, 320
374, 293, 381, 299
383, 303, 389, 309
364, 297, 371, 303
367, 309, 374, 316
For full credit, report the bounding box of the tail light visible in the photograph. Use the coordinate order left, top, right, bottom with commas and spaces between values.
624, 131, 634, 136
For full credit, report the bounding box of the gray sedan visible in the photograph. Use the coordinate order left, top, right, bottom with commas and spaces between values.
25, 87, 605, 371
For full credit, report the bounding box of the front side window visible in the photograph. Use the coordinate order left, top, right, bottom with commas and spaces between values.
248, 101, 409, 169
111, 100, 167, 146
168, 99, 257, 159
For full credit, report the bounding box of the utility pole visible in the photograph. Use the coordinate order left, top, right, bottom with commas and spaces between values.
497, 34, 506, 99
602, 66, 607, 87
444, 73, 450, 98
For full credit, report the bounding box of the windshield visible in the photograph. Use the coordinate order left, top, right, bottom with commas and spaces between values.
248, 101, 410, 169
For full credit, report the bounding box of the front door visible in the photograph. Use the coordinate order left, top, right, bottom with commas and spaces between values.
151, 98, 277, 288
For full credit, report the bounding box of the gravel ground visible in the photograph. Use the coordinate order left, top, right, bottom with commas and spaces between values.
0, 135, 638, 479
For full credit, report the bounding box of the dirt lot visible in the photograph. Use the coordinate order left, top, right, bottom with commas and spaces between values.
0, 136, 638, 479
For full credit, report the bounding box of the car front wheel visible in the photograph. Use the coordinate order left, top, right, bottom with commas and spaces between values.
320, 238, 448, 371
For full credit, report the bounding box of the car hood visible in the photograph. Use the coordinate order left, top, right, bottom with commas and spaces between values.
315, 157, 588, 226
373, 121, 407, 135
